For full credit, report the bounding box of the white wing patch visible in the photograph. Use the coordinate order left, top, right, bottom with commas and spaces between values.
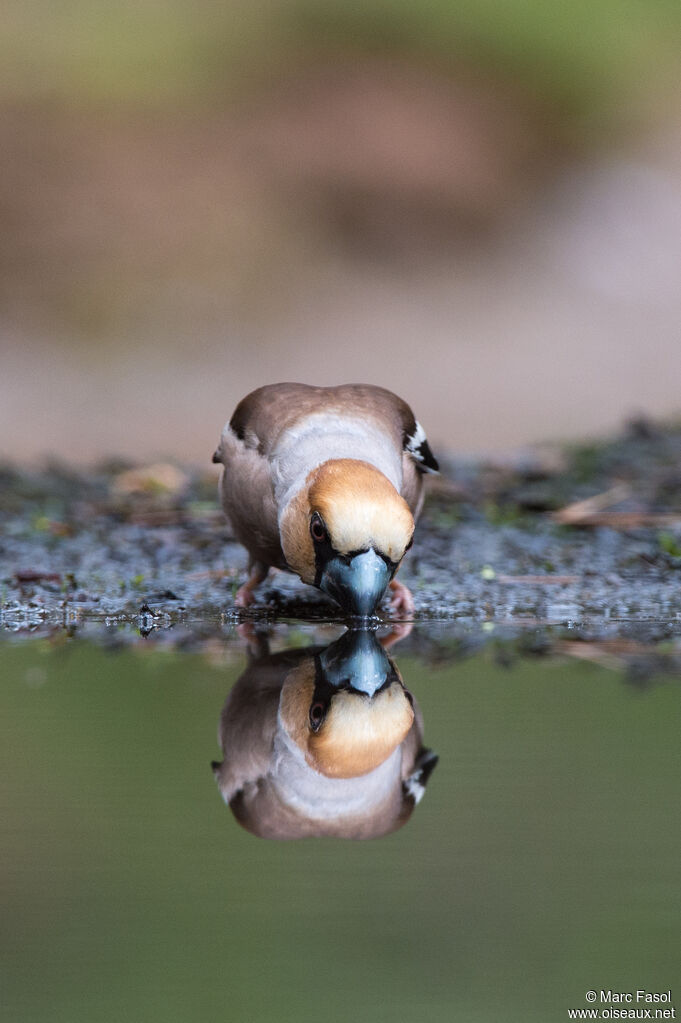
403, 750, 439, 804
404, 772, 426, 804
404, 421, 439, 473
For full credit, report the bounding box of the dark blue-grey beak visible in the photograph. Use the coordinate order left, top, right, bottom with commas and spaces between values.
319, 628, 394, 697
319, 548, 392, 617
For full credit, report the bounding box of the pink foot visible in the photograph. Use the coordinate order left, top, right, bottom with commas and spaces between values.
236, 621, 270, 659
379, 620, 413, 650
233, 562, 269, 608
234, 583, 256, 608
236, 622, 257, 641
388, 578, 415, 616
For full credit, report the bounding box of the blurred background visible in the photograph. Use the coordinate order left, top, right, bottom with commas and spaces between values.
2, 0, 681, 465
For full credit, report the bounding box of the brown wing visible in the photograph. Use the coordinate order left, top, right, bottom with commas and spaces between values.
213, 647, 313, 803
228, 383, 328, 454
215, 417, 285, 570
217, 383, 438, 543
229, 383, 438, 471
328, 385, 438, 520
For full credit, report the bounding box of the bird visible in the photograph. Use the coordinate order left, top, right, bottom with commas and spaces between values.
211, 627, 438, 840
212, 383, 439, 616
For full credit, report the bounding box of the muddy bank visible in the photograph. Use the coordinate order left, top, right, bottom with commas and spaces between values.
2, 419, 681, 646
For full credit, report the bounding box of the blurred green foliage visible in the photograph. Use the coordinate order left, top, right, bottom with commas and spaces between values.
3, 0, 681, 125
292, 0, 681, 124
658, 530, 681, 558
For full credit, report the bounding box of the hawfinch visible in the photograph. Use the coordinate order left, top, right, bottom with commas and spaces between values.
211, 628, 438, 840
213, 383, 438, 615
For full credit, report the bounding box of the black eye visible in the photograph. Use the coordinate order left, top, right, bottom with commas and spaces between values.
405, 536, 414, 552
309, 701, 326, 731
310, 513, 327, 543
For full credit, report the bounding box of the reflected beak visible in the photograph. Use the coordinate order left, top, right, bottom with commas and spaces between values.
319, 627, 394, 696
319, 548, 392, 617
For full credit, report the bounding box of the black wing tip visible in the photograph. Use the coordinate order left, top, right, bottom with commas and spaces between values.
409, 437, 439, 473
403, 422, 439, 473
402, 747, 439, 804
419, 441, 439, 473
228, 407, 247, 441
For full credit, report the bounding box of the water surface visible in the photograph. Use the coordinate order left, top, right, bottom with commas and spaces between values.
2, 622, 679, 1022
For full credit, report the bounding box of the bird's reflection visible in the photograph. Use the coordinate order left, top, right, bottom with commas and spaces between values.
212, 627, 437, 840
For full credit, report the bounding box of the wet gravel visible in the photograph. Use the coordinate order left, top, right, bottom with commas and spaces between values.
2, 419, 681, 649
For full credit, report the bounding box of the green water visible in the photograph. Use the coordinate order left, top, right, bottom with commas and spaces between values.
1, 627, 679, 1023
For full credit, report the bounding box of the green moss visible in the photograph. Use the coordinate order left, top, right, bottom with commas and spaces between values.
424, 504, 461, 529
483, 500, 529, 527
568, 442, 603, 484
658, 531, 681, 559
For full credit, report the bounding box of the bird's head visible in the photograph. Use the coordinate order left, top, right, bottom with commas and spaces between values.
278, 630, 415, 779
280, 459, 414, 617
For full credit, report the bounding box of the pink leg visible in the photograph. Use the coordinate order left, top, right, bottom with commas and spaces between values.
234, 562, 269, 608
388, 578, 415, 616
379, 620, 413, 650
236, 622, 271, 659
236, 622, 257, 642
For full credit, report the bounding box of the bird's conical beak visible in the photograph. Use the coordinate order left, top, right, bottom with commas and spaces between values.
319, 628, 394, 696
319, 548, 391, 617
